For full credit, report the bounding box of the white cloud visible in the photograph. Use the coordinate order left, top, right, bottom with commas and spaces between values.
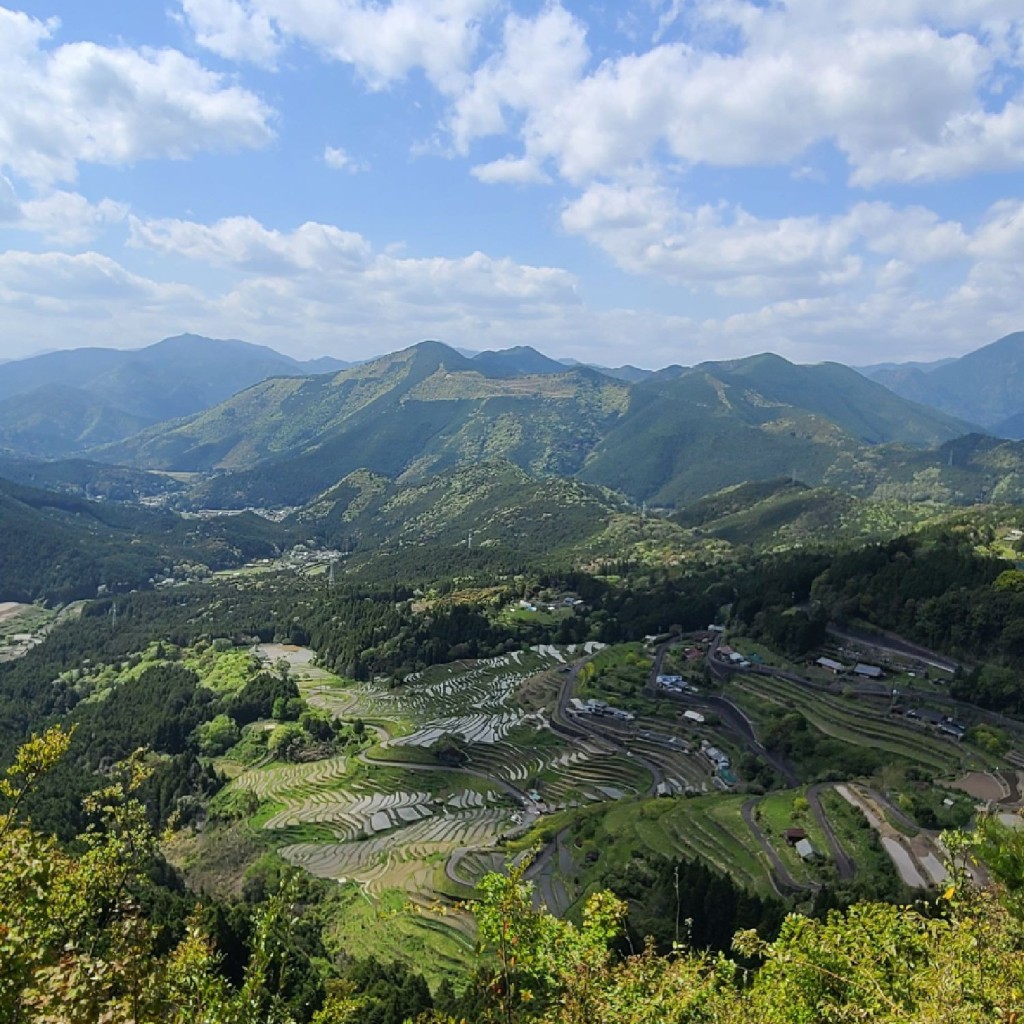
470, 156, 549, 185
128, 213, 580, 313
561, 183, 969, 298
0, 249, 199, 308
0, 173, 17, 220
180, 0, 497, 93
323, 145, 368, 173
178, 0, 281, 66
4, 211, 1024, 368
449, 4, 588, 152
18, 191, 128, 245
0, 7, 275, 184
128, 215, 374, 274
445, 2, 1024, 188
0, 175, 128, 244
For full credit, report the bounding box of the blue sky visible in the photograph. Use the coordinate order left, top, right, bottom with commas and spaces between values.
2, 1, 1024, 368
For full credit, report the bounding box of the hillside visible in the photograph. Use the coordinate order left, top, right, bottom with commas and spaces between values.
0, 334, 351, 457
864, 331, 1024, 435
0, 478, 286, 603
577, 354, 971, 504
292, 460, 639, 559
95, 343, 973, 509
0, 453, 183, 501
0, 384, 152, 458
671, 478, 944, 549
102, 341, 630, 506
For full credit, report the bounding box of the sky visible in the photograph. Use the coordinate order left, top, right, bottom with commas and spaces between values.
2, 1, 1024, 369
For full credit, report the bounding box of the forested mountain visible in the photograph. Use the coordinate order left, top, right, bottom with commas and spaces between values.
0, 478, 285, 602
578, 353, 971, 504
292, 459, 638, 556
100, 341, 629, 504
0, 453, 182, 501
0, 384, 152, 458
863, 331, 1024, 436
95, 341, 971, 509
0, 334, 351, 457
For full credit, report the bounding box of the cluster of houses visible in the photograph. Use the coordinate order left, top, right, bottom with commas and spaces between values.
699, 740, 731, 771
717, 645, 752, 668
699, 740, 738, 787
519, 593, 586, 613
567, 697, 636, 722
815, 656, 884, 679
655, 674, 700, 695
901, 707, 967, 740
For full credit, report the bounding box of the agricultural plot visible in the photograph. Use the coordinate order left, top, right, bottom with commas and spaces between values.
389, 648, 567, 747
231, 749, 511, 844
729, 673, 971, 773
325, 886, 475, 991
0, 602, 56, 661
280, 808, 510, 892
592, 796, 777, 897
834, 783, 952, 889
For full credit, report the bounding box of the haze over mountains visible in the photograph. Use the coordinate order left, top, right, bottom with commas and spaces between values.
0, 335, 350, 458
4, 330, 1024, 513
860, 332, 1024, 438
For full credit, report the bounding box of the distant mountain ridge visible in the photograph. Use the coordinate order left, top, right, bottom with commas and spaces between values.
0, 334, 352, 457
860, 332, 1024, 437
92, 339, 974, 509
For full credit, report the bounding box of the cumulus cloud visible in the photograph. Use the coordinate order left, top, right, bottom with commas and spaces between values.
123, 211, 581, 335
179, 0, 497, 93
443, 2, 1024, 187
560, 183, 970, 299
178, 0, 280, 66
323, 146, 368, 173
0, 6, 275, 184
0, 175, 128, 245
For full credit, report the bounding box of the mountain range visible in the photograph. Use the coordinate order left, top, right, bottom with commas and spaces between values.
860, 331, 1024, 437
0, 334, 351, 458
79, 339, 973, 508
5, 330, 1024, 516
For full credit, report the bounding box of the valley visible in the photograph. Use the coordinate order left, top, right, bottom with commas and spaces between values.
5, 332, 1024, 1019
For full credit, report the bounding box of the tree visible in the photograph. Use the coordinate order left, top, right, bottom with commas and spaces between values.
194, 714, 241, 757
0, 726, 301, 1023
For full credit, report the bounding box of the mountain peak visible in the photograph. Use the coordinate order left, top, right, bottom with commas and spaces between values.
471, 345, 567, 378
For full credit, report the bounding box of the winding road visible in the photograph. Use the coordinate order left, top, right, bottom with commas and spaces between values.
741, 798, 809, 895
806, 784, 856, 880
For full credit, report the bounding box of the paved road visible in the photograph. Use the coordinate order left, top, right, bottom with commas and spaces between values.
806, 783, 856, 880
700, 692, 800, 787
829, 625, 959, 673
861, 785, 921, 835
741, 798, 810, 896
552, 653, 665, 793
646, 637, 673, 693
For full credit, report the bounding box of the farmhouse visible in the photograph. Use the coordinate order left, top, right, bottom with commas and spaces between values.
683, 710, 705, 724
700, 742, 731, 770
938, 719, 967, 740
853, 663, 884, 679
783, 827, 807, 845
795, 838, 819, 861
816, 657, 846, 674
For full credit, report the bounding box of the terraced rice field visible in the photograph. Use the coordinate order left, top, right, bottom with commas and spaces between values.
281, 808, 510, 892
597, 796, 775, 895
730, 674, 968, 772
389, 649, 563, 747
